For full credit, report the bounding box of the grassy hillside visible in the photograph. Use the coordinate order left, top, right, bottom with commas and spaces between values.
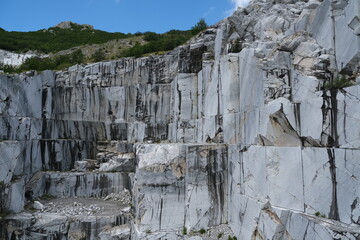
0, 23, 129, 53
0, 19, 208, 73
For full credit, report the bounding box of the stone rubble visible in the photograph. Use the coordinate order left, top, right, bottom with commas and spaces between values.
39, 201, 104, 216
185, 224, 236, 240
33, 201, 44, 210
103, 190, 132, 205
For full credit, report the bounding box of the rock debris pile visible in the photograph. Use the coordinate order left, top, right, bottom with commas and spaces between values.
104, 190, 132, 205
40, 201, 104, 216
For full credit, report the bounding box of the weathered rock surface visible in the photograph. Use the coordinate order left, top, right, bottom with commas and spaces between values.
53, 21, 94, 30
1, 0, 360, 239
0, 49, 38, 67
2, 198, 131, 240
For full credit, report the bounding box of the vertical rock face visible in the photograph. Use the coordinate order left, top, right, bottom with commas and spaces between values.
1, 0, 360, 239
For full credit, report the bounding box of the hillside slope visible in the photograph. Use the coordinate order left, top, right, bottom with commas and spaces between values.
0, 20, 207, 72
0, 21, 129, 53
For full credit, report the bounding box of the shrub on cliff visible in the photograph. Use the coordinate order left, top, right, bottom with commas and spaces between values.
70, 49, 85, 64
324, 74, 354, 89
0, 64, 17, 73
92, 49, 106, 62
122, 19, 208, 58
19, 57, 55, 71
191, 18, 208, 35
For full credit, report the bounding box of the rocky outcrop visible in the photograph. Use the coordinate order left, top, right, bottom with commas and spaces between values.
53, 21, 94, 30
1, 0, 360, 239
0, 49, 38, 67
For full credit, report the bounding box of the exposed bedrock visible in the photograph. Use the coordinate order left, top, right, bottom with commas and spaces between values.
1, 0, 360, 239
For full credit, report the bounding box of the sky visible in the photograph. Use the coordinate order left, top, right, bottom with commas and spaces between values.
0, 0, 250, 33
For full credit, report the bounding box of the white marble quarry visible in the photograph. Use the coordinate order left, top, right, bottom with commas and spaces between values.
30, 172, 131, 198
232, 195, 360, 240
1, 0, 360, 239
0, 49, 38, 66
133, 144, 228, 237
185, 144, 228, 231
227, 146, 360, 239
0, 141, 23, 184
333, 0, 360, 71
133, 144, 186, 235
99, 225, 131, 240
3, 210, 130, 240
309, 0, 360, 72
4, 179, 25, 213
0, 140, 96, 183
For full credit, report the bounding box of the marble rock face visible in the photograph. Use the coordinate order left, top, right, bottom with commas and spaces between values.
0, 49, 38, 67
1, 0, 360, 239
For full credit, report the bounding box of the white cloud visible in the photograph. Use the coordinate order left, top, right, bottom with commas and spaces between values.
203, 7, 216, 18
231, 0, 251, 10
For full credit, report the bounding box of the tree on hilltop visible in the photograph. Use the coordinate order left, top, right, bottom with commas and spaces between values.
191, 18, 208, 35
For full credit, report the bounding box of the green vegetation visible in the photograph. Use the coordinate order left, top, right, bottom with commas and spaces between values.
1, 19, 209, 73
324, 74, 353, 89
92, 49, 105, 62
217, 233, 223, 238
70, 49, 85, 64
120, 19, 208, 58
182, 226, 187, 235
11, 175, 21, 182
199, 228, 206, 234
191, 18, 208, 35
0, 23, 128, 53
229, 38, 242, 53
228, 237, 237, 240
315, 211, 327, 218
0, 63, 16, 73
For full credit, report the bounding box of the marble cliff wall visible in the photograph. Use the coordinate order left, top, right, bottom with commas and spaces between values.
1, 0, 360, 239
0, 49, 37, 67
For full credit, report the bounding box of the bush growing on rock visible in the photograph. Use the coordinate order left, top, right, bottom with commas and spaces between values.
92, 49, 106, 62
122, 19, 208, 58
182, 226, 187, 235
229, 38, 242, 53
199, 228, 206, 234
70, 49, 85, 64
324, 74, 354, 89
0, 64, 17, 73
191, 18, 208, 35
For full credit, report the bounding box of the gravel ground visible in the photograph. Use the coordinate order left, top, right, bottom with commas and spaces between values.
187, 224, 237, 240
31, 196, 131, 217
103, 190, 132, 205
